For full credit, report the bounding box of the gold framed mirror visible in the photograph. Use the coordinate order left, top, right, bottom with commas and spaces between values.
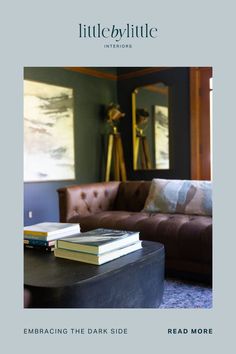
132, 82, 170, 170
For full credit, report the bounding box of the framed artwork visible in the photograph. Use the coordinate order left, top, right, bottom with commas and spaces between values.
24, 80, 75, 182
153, 105, 169, 169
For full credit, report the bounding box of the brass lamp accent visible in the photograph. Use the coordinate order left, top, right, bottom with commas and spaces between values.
105, 104, 127, 182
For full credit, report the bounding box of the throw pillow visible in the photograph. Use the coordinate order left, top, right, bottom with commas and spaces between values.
143, 178, 212, 216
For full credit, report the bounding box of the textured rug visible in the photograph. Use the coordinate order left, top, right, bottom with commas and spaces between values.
159, 278, 212, 309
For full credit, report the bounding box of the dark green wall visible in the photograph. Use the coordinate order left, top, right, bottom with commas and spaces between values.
24, 67, 117, 225
24, 67, 191, 226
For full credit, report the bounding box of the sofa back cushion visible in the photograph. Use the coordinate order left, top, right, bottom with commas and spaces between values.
58, 182, 121, 221
115, 181, 151, 212
143, 178, 212, 216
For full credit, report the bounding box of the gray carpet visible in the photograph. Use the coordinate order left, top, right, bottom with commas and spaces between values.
159, 278, 212, 309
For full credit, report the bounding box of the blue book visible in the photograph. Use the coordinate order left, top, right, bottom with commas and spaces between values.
24, 238, 55, 247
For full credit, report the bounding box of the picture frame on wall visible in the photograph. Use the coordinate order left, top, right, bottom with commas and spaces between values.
24, 80, 75, 182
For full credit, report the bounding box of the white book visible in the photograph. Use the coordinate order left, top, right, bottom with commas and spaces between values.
56, 228, 140, 255
24, 222, 80, 238
24, 231, 81, 242
54, 241, 142, 265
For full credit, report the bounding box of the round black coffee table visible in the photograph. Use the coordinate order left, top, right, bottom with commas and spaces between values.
24, 241, 165, 308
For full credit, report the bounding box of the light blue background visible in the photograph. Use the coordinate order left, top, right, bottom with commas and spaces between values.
0, 0, 235, 352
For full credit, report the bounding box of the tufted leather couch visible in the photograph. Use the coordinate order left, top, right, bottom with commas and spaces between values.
58, 181, 212, 282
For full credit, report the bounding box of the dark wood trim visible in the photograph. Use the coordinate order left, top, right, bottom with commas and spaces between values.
190, 67, 212, 180
143, 84, 168, 95
117, 67, 174, 80
64, 67, 173, 81
190, 68, 201, 179
64, 67, 117, 80
199, 68, 212, 180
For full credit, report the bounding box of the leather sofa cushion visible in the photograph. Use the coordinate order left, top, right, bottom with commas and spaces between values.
114, 181, 151, 212
58, 182, 120, 221
68, 211, 212, 265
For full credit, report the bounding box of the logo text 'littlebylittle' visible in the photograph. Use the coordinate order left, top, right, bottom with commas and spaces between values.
78, 23, 158, 42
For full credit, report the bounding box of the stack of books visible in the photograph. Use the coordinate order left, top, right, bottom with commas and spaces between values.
54, 228, 142, 265
24, 222, 81, 252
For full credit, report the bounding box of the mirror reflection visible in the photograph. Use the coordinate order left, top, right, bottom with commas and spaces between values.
132, 82, 170, 170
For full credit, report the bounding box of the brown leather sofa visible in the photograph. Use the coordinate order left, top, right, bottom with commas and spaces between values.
58, 180, 212, 282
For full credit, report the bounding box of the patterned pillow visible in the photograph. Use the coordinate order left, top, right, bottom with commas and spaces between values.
143, 179, 212, 216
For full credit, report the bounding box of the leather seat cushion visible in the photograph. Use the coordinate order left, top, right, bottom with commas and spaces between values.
68, 211, 212, 266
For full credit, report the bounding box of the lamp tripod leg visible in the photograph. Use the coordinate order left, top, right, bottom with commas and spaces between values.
134, 136, 140, 170
142, 137, 152, 169
114, 135, 120, 181
105, 134, 114, 182
117, 135, 127, 181
105, 133, 127, 182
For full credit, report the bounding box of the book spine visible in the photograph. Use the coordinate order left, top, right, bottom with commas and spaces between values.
24, 225, 80, 237
24, 244, 55, 252
24, 239, 55, 247
24, 231, 78, 240
24, 234, 48, 241
24, 230, 47, 236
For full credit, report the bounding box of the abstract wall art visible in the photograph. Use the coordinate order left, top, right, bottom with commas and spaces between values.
24, 80, 75, 182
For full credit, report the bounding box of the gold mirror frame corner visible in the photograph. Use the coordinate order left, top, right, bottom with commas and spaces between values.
132, 83, 170, 171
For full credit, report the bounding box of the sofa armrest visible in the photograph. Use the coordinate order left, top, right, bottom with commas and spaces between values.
57, 182, 121, 222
